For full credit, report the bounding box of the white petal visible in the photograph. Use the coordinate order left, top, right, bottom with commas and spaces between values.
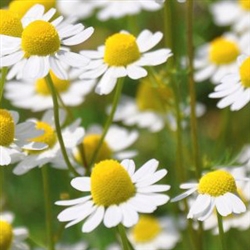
55, 196, 92, 206
49, 57, 68, 80
57, 51, 89, 67
120, 202, 139, 227
120, 159, 135, 177
128, 195, 157, 213
95, 73, 117, 95
0, 146, 11, 166
215, 195, 233, 216
137, 184, 170, 193
103, 205, 122, 228
171, 187, 197, 202
225, 193, 246, 214
0, 51, 24, 67
71, 177, 91, 192
23, 56, 47, 79
127, 65, 147, 79
82, 206, 105, 233
188, 194, 211, 216
194, 64, 215, 82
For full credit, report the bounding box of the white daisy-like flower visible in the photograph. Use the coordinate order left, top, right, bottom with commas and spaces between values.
56, 158, 170, 233
0, 4, 94, 80
0, 211, 30, 250
12, 109, 84, 175
171, 169, 248, 221
203, 167, 250, 233
89, 0, 163, 21
210, 0, 250, 34
79, 29, 172, 95
209, 54, 250, 111
194, 32, 250, 84
4, 70, 96, 112
0, 109, 47, 166
72, 124, 139, 167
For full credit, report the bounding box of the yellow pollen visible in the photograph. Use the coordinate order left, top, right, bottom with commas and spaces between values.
91, 160, 135, 206
239, 0, 250, 10
0, 109, 15, 146
136, 77, 173, 112
31, 121, 56, 148
209, 38, 240, 65
198, 170, 237, 197
21, 20, 60, 57
9, 0, 56, 18
132, 215, 162, 243
75, 134, 112, 165
104, 33, 140, 66
0, 220, 13, 250
0, 9, 23, 37
35, 71, 70, 95
239, 57, 250, 88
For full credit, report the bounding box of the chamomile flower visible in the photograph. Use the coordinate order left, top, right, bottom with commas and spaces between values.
90, 0, 163, 21
210, 0, 250, 33
0, 211, 29, 250
4, 71, 96, 112
209, 54, 250, 111
194, 32, 250, 84
0, 4, 94, 80
9, 0, 56, 18
204, 167, 250, 233
79, 30, 172, 95
171, 169, 248, 221
0, 109, 47, 166
73, 125, 139, 166
56, 159, 170, 233
12, 109, 84, 175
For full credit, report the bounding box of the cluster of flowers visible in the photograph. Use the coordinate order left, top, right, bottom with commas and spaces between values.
0, 0, 249, 249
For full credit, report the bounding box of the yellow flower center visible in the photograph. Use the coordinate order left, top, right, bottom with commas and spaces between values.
31, 121, 56, 148
91, 160, 135, 206
0, 109, 15, 146
35, 72, 70, 95
198, 170, 237, 196
21, 20, 60, 57
209, 38, 240, 65
9, 0, 56, 18
239, 0, 250, 10
104, 33, 140, 66
132, 215, 162, 243
75, 134, 112, 165
136, 77, 173, 113
0, 220, 13, 250
239, 57, 250, 88
0, 9, 23, 37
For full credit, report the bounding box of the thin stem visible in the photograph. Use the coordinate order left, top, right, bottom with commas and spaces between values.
45, 74, 79, 177
0, 168, 4, 212
41, 166, 55, 250
216, 211, 226, 250
117, 224, 134, 250
0, 67, 8, 106
186, 0, 201, 179
89, 78, 124, 166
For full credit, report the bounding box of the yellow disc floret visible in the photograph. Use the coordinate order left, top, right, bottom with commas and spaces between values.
21, 20, 60, 57
136, 77, 173, 112
0, 220, 13, 250
209, 38, 240, 65
0, 9, 23, 37
198, 170, 237, 197
0, 109, 15, 146
239, 56, 250, 88
9, 0, 56, 18
75, 134, 112, 165
35, 71, 70, 95
104, 33, 140, 66
91, 160, 135, 206
239, 0, 250, 10
132, 215, 162, 243
31, 121, 57, 148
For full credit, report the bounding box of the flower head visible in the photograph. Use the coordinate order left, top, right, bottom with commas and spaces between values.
56, 159, 170, 232
79, 30, 172, 95
209, 54, 250, 111
171, 169, 248, 221
0, 4, 94, 80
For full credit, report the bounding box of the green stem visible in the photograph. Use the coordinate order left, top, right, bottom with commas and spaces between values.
89, 78, 124, 167
0, 67, 8, 106
117, 224, 134, 250
216, 211, 226, 250
0, 168, 4, 212
186, 0, 201, 179
45, 74, 79, 177
41, 166, 55, 250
